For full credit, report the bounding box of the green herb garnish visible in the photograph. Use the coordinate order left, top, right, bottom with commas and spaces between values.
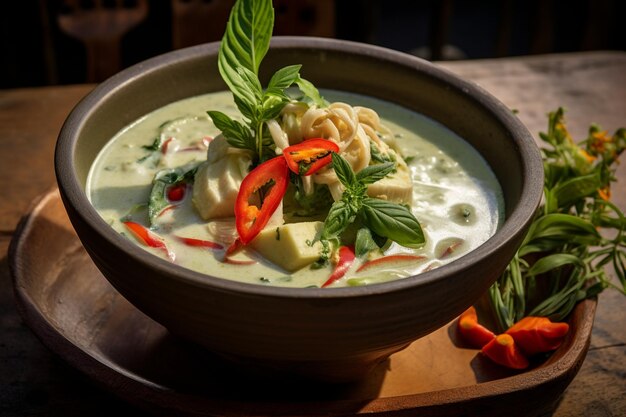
489, 108, 626, 332
207, 0, 324, 164
320, 153, 425, 248
148, 164, 198, 225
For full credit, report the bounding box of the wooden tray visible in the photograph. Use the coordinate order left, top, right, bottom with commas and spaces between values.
9, 190, 595, 417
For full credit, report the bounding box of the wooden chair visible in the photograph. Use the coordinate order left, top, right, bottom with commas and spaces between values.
57, 0, 148, 82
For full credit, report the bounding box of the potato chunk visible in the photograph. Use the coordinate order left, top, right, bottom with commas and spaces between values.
251, 222, 324, 272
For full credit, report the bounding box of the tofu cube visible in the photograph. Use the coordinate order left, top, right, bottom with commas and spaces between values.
250, 222, 324, 272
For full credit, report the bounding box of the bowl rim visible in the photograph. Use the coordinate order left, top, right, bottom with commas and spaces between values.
55, 36, 544, 300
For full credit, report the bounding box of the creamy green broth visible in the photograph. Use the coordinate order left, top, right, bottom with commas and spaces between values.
88, 90, 504, 288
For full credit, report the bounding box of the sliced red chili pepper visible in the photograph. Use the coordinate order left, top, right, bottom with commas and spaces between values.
235, 157, 289, 244
457, 306, 496, 348
224, 257, 257, 265
221, 238, 256, 265
356, 254, 426, 273
157, 205, 177, 218
505, 316, 569, 355
123, 221, 174, 261
283, 138, 339, 176
161, 137, 174, 154
322, 245, 355, 288
481, 334, 529, 369
175, 236, 223, 250
167, 183, 186, 202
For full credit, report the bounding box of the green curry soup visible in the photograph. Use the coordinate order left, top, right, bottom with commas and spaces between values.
87, 90, 504, 288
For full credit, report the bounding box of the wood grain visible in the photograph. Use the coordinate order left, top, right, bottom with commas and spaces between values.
0, 85, 94, 232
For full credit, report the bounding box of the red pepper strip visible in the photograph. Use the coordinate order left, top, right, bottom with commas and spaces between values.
322, 246, 356, 288
456, 306, 496, 348
235, 157, 289, 244
161, 137, 174, 154
283, 138, 339, 176
123, 221, 174, 261
505, 316, 569, 355
225, 238, 243, 256
175, 236, 223, 250
157, 205, 177, 218
224, 258, 256, 265
220, 238, 256, 265
481, 334, 529, 370
167, 183, 186, 202
439, 240, 463, 259
356, 254, 426, 273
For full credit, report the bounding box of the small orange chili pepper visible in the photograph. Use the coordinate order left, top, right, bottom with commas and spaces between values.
481, 334, 529, 370
456, 306, 496, 348
505, 316, 569, 356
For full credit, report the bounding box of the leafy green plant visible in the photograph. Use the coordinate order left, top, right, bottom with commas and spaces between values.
489, 108, 626, 332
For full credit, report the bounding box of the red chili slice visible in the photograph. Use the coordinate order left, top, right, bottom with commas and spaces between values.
175, 236, 223, 250
322, 245, 356, 288
235, 157, 289, 244
356, 254, 426, 273
161, 137, 174, 154
123, 221, 174, 261
283, 138, 339, 176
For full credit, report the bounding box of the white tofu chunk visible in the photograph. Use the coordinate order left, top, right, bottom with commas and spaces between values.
251, 221, 324, 272
192, 136, 252, 219
366, 150, 413, 206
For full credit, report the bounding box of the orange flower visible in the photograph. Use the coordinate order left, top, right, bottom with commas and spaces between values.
598, 187, 611, 201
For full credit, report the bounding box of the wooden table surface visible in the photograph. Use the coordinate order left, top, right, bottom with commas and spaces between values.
1, 51, 624, 416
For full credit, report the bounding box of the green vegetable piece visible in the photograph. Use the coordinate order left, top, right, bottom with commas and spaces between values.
360, 198, 425, 248
320, 153, 424, 249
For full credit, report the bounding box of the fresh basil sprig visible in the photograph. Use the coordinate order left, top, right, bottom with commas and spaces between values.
320, 153, 425, 249
208, 0, 325, 163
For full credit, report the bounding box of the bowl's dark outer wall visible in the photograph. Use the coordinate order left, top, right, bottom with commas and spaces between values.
55, 37, 544, 381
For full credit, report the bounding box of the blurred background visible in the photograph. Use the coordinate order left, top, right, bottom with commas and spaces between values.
1, 0, 624, 88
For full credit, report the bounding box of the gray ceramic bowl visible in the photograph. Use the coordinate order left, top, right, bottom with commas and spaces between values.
55, 37, 543, 381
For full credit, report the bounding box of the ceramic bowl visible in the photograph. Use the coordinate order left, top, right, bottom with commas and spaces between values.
55, 37, 543, 381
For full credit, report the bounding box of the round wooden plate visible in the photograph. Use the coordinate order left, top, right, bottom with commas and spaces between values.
9, 190, 595, 416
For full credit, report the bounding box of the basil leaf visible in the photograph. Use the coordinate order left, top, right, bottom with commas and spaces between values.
360, 198, 425, 248
261, 91, 289, 120
217, 0, 272, 112
207, 111, 255, 151
218, 55, 257, 110
142, 136, 161, 152
356, 162, 396, 185
220, 0, 273, 75
331, 153, 358, 189
322, 200, 355, 240
268, 65, 302, 90
237, 66, 263, 100
296, 76, 327, 107
233, 95, 256, 122
355, 227, 380, 257
148, 167, 197, 225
